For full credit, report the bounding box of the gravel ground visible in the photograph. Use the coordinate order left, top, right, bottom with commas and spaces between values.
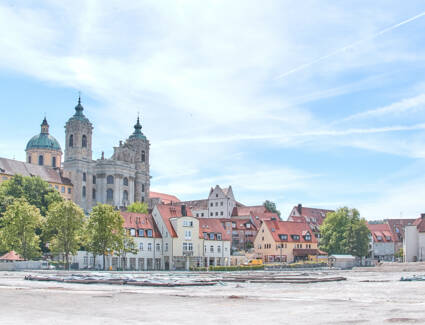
0, 267, 424, 324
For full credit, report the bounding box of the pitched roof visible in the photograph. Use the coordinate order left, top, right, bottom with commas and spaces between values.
231, 218, 255, 231
232, 206, 279, 229
0, 157, 72, 185
367, 223, 394, 242
0, 251, 24, 261
179, 199, 208, 210
155, 204, 193, 238
263, 220, 317, 243
149, 191, 180, 204
413, 216, 425, 232
120, 212, 162, 238
199, 218, 232, 241
385, 218, 416, 242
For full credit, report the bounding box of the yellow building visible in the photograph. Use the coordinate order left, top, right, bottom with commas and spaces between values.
254, 219, 319, 263
0, 157, 73, 200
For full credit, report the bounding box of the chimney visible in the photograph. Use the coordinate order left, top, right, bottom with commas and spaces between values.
297, 203, 302, 214
181, 205, 187, 216
421, 213, 425, 219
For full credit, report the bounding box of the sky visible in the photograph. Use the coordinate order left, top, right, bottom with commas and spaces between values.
1, 1, 425, 220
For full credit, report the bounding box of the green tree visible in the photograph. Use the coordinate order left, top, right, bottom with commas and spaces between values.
0, 175, 63, 217
44, 200, 86, 270
0, 198, 42, 259
87, 204, 125, 270
127, 202, 149, 214
263, 200, 281, 218
320, 207, 370, 257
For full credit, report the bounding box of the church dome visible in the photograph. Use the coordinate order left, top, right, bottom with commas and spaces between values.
26, 118, 62, 152
129, 116, 147, 140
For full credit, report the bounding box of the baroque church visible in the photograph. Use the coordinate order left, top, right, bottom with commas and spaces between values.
24, 97, 150, 212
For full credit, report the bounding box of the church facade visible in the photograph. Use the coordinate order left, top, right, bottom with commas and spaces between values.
21, 97, 150, 213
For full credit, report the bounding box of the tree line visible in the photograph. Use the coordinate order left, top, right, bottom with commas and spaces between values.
0, 175, 148, 269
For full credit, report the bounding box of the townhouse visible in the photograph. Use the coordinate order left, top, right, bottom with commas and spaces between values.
254, 218, 318, 263
404, 213, 425, 262
366, 223, 395, 261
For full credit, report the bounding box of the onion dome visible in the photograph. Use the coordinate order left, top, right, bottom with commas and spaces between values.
129, 116, 146, 140
26, 118, 62, 151
67, 96, 90, 123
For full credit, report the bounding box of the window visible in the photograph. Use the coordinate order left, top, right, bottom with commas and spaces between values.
165, 243, 168, 252
305, 234, 311, 241
146, 229, 153, 237
210, 245, 214, 253
291, 235, 300, 240
184, 230, 192, 240
141, 150, 145, 162
82, 135, 87, 148
279, 234, 288, 241
232, 222, 236, 228
92, 189, 96, 200
130, 228, 136, 236
216, 194, 218, 198
68, 188, 71, 194
123, 190, 128, 202
209, 233, 215, 240
210, 203, 213, 207
139, 243, 143, 251
203, 232, 208, 240
377, 236, 382, 241
220, 202, 223, 206
61, 186, 65, 193
183, 220, 193, 227
38, 155, 44, 166
183, 242, 193, 251
215, 212, 218, 216
148, 243, 152, 251
246, 223, 251, 229
217, 246, 221, 253
220, 211, 223, 216
215, 202, 218, 206
217, 233, 222, 240
123, 177, 128, 186
142, 196, 144, 202
83, 172, 86, 182
210, 212, 213, 217
138, 229, 144, 237
52, 156, 56, 167
28, 156, 31, 164
82, 186, 86, 198
196, 213, 199, 217
142, 184, 145, 192
107, 175, 114, 184
106, 189, 113, 201
156, 243, 160, 251
69, 134, 73, 147
93, 175, 96, 184
201, 213, 204, 217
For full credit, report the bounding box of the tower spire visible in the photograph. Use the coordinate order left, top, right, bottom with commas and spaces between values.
74, 92, 84, 116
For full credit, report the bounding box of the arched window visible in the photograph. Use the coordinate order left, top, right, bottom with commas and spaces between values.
69, 134, 74, 147
123, 177, 128, 186
107, 175, 114, 184
82, 135, 87, 148
123, 190, 128, 201
141, 151, 145, 162
92, 189, 96, 200
38, 155, 44, 166
28, 156, 31, 164
92, 175, 96, 184
52, 156, 57, 167
82, 186, 86, 198
141, 196, 145, 202
107, 189, 114, 201
142, 184, 145, 192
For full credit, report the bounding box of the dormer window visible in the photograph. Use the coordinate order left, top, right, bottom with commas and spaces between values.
271, 228, 275, 232
377, 235, 382, 241
291, 234, 300, 240
385, 236, 391, 241
279, 234, 288, 241
209, 233, 215, 240
305, 234, 311, 241
246, 223, 251, 229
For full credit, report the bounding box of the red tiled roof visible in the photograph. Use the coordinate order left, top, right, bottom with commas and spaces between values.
0, 251, 24, 261
367, 223, 394, 242
156, 204, 193, 238
232, 206, 279, 229
231, 218, 254, 231
120, 212, 162, 238
149, 191, 180, 204
385, 218, 416, 242
199, 218, 231, 241
413, 216, 425, 232
263, 220, 317, 243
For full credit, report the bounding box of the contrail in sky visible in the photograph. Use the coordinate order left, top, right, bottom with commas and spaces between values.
275, 10, 425, 80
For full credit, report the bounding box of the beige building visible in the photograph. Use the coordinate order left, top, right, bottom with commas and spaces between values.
254, 219, 318, 263
404, 214, 425, 262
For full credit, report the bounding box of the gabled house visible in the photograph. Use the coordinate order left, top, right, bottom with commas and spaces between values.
199, 218, 231, 267
288, 203, 334, 237
385, 218, 415, 254
404, 214, 425, 262
367, 223, 395, 261
254, 219, 318, 263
